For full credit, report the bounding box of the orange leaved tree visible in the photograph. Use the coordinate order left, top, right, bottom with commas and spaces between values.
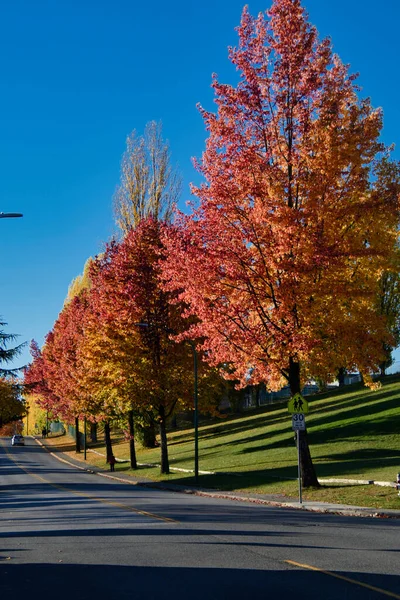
162, 0, 400, 486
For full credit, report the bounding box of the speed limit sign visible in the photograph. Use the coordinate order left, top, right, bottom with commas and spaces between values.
292, 413, 305, 430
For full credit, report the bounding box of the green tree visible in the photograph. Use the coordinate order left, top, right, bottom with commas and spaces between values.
377, 269, 400, 376
375, 159, 400, 376
0, 378, 24, 429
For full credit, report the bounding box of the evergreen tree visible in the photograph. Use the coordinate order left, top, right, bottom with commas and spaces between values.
0, 319, 26, 376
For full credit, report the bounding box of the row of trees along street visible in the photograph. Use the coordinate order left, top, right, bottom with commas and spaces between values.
24, 0, 400, 487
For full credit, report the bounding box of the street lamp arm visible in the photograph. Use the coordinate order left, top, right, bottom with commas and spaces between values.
0, 212, 23, 219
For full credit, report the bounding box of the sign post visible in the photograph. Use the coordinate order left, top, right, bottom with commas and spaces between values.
297, 430, 302, 504
292, 414, 305, 504
288, 394, 309, 505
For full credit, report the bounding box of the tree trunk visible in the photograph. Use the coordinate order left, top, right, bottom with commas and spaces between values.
144, 424, 157, 447
337, 367, 346, 387
75, 416, 81, 453
159, 405, 169, 474
139, 420, 157, 447
288, 357, 319, 488
128, 409, 137, 469
90, 422, 98, 442
104, 421, 113, 463
256, 384, 263, 408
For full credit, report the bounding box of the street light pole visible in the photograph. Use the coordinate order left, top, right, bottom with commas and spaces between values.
189, 342, 199, 484
0, 212, 23, 219
84, 416, 87, 460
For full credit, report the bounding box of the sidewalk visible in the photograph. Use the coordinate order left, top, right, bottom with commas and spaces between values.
35, 437, 400, 520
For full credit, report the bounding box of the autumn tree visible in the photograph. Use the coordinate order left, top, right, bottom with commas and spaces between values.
36, 294, 95, 452
114, 121, 182, 235
79, 289, 141, 467
111, 120, 183, 449
23, 340, 61, 423
162, 0, 400, 486
63, 257, 103, 442
88, 218, 198, 474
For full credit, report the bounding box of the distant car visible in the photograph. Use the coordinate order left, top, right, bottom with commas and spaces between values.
11, 435, 25, 446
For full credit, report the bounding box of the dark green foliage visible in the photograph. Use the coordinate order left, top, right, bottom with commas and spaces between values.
0, 319, 26, 376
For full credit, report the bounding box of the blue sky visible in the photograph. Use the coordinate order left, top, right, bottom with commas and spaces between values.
1, 0, 399, 372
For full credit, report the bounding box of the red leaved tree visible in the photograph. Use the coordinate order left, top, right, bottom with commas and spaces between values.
24, 340, 65, 425
162, 1, 400, 486
40, 293, 94, 452
88, 217, 196, 474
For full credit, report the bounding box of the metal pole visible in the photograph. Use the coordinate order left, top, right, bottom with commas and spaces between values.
84, 417, 87, 460
191, 343, 199, 484
297, 430, 302, 504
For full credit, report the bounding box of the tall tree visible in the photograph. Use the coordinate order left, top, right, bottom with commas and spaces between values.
162, 1, 400, 486
88, 218, 195, 474
80, 291, 142, 467
113, 121, 182, 234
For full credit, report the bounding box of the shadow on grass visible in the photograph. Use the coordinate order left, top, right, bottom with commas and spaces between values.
227, 393, 400, 456
164, 458, 398, 492
311, 383, 400, 415
169, 379, 400, 455
168, 403, 289, 446
318, 447, 400, 462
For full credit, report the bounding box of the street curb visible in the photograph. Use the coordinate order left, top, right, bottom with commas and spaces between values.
33, 437, 400, 520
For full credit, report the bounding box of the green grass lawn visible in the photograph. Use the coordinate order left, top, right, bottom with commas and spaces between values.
45, 375, 400, 510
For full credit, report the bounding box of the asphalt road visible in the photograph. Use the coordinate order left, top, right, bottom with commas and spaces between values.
1, 437, 400, 600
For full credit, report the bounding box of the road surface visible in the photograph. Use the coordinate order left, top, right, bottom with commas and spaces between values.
1, 436, 399, 599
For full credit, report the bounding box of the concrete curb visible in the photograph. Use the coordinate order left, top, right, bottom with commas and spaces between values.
318, 477, 397, 488
86, 447, 398, 486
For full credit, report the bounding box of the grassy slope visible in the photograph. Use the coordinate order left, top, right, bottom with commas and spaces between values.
45, 375, 400, 510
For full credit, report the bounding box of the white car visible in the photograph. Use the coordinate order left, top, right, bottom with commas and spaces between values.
11, 434, 25, 446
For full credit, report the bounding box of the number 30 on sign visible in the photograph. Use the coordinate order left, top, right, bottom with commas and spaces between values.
292, 413, 306, 430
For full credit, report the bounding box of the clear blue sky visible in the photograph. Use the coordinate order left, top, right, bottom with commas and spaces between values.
1, 0, 399, 372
